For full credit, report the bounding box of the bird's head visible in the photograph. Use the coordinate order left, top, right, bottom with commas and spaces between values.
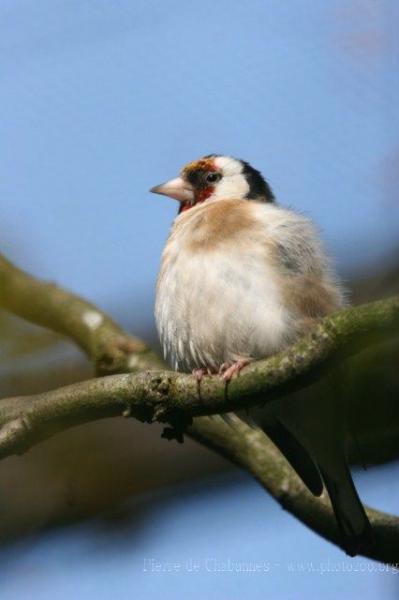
150, 155, 274, 213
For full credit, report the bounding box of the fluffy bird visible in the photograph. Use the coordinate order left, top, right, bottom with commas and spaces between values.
151, 154, 373, 555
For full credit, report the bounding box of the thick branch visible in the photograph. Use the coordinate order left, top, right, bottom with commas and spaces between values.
0, 289, 398, 457
0, 254, 162, 374
0, 292, 397, 453
1, 254, 399, 563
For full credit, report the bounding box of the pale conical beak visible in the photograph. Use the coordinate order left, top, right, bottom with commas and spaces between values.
150, 176, 194, 203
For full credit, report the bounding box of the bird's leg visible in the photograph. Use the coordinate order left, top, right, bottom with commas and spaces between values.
219, 359, 251, 382
192, 367, 215, 399
192, 367, 213, 383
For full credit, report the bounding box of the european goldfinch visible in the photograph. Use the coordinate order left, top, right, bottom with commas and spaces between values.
151, 154, 373, 555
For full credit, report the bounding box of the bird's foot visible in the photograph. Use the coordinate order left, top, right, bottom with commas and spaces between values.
192, 367, 215, 401
192, 367, 213, 383
219, 359, 251, 382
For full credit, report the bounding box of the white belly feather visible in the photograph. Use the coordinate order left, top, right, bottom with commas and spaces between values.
156, 248, 289, 371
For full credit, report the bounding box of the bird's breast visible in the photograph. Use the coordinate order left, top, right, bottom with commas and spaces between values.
155, 219, 291, 372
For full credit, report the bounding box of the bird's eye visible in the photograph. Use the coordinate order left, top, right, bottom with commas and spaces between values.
205, 172, 221, 184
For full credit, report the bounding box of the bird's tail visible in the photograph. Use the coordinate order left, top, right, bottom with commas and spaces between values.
262, 418, 323, 497
319, 462, 374, 556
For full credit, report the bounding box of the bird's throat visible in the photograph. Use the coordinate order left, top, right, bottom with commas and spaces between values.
178, 186, 214, 214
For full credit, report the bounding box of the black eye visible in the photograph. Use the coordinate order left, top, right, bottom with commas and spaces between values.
205, 172, 221, 184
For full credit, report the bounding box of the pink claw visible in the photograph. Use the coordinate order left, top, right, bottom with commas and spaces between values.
220, 359, 251, 382
192, 368, 213, 383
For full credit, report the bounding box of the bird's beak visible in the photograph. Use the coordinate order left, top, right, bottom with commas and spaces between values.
150, 177, 194, 203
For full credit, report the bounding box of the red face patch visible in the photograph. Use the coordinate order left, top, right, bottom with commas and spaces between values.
178, 185, 214, 213
196, 185, 214, 203
179, 158, 218, 214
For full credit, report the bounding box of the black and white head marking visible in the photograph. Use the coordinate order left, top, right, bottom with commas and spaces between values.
204, 155, 274, 203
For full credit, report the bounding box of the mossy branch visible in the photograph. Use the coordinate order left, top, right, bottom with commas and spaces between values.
1, 253, 399, 563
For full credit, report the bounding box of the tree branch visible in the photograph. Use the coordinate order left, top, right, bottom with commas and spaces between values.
190, 415, 399, 564
0, 290, 398, 456
0, 254, 163, 374
1, 254, 398, 563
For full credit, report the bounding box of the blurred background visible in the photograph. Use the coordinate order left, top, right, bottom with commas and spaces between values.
1, 1, 399, 598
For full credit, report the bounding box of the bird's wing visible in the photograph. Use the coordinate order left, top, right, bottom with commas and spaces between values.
267, 207, 346, 326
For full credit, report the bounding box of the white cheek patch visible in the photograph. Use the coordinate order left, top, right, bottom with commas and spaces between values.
214, 156, 242, 176
214, 174, 250, 199
212, 156, 250, 200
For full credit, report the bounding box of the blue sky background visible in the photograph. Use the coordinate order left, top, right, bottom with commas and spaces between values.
1, 1, 399, 598
1, 0, 399, 334
1, 467, 398, 600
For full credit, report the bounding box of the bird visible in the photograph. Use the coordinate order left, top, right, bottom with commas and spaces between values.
151, 154, 373, 556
